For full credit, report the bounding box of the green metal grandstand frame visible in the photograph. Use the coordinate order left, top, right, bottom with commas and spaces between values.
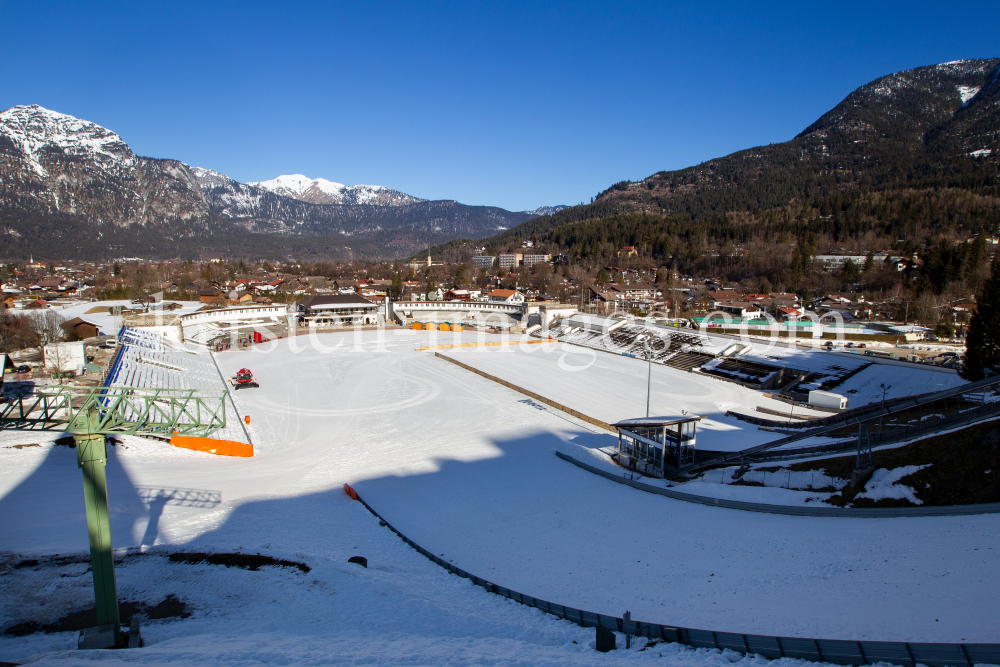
1, 385, 227, 647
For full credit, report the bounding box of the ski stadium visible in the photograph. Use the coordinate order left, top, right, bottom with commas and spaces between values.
2, 315, 999, 666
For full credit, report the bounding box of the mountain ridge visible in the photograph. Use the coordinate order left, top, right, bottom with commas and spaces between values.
190, 167, 536, 240
0, 106, 554, 259
419, 57, 1000, 261
247, 173, 425, 207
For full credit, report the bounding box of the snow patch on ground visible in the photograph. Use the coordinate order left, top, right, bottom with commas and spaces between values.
672, 481, 834, 506
696, 466, 846, 492
855, 465, 929, 505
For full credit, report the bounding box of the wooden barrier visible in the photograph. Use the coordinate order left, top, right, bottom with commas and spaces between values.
415, 339, 548, 352
170, 435, 254, 457
435, 352, 615, 432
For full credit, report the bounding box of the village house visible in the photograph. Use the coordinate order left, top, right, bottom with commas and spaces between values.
709, 289, 741, 306
487, 289, 526, 305
61, 317, 101, 339
716, 301, 764, 319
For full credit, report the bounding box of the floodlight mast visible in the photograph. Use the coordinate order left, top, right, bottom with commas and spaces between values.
645, 338, 652, 418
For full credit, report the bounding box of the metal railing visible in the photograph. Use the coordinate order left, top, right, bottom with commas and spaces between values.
0, 385, 227, 436
679, 374, 1000, 476
556, 450, 1000, 518
348, 483, 1000, 666
746, 402, 1000, 463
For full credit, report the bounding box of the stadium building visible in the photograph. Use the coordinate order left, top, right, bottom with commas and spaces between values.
297, 294, 381, 326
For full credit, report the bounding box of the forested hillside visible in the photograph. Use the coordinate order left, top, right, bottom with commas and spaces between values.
422, 58, 1000, 297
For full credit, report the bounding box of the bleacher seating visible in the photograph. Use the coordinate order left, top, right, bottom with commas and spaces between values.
103, 326, 248, 442
107, 328, 224, 392
544, 320, 709, 362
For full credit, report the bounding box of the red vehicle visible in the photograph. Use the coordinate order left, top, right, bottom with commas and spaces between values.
231, 368, 259, 390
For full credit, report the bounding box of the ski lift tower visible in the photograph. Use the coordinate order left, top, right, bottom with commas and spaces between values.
1, 385, 227, 648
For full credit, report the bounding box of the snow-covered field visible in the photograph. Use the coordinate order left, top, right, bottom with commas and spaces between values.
833, 364, 963, 405
440, 342, 835, 452
2, 330, 998, 665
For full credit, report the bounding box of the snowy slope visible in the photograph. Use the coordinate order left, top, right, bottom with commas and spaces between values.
2, 329, 998, 666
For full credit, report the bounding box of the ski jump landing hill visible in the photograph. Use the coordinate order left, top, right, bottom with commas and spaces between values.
2, 325, 998, 666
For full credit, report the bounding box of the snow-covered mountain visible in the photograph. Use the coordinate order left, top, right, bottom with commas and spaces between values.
248, 174, 424, 207
0, 107, 551, 258
522, 205, 568, 217
0, 105, 210, 234
191, 167, 538, 240
0, 104, 137, 181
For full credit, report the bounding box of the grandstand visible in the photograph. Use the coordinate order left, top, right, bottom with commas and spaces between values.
104, 327, 249, 443
541, 317, 884, 400
543, 319, 710, 363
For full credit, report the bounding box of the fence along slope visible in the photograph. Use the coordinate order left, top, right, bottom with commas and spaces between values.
344, 483, 1000, 666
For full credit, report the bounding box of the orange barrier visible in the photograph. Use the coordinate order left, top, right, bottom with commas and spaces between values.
344, 483, 359, 500
170, 435, 254, 457
411, 322, 424, 330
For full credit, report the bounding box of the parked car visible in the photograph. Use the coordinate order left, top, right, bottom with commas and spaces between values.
15, 365, 30, 373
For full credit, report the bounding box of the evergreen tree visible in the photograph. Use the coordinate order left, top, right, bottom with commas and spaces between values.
962, 259, 1000, 380
596, 268, 610, 284
390, 272, 403, 299
840, 259, 860, 285
936, 316, 955, 339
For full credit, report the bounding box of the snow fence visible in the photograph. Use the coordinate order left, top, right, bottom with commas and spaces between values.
344, 483, 1000, 666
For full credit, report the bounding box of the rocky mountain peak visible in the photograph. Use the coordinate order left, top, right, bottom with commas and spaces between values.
0, 104, 136, 179
0, 104, 208, 230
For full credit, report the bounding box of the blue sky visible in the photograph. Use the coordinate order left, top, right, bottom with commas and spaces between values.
3, 1, 998, 211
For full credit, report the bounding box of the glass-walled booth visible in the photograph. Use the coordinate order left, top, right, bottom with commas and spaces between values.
611, 415, 701, 478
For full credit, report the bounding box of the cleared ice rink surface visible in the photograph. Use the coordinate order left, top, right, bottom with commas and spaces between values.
2, 330, 998, 664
